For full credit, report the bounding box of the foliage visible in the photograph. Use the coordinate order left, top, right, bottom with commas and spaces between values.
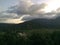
0, 30, 60, 45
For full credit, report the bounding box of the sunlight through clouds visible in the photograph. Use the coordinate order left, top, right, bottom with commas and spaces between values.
0, 0, 60, 24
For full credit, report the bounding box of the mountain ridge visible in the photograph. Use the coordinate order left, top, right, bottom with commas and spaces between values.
0, 16, 60, 31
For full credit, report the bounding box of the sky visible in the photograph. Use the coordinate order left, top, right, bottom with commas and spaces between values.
0, 0, 60, 24
0, 0, 18, 11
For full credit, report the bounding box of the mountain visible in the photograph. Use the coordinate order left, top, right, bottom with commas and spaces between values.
0, 16, 60, 31
18, 16, 60, 29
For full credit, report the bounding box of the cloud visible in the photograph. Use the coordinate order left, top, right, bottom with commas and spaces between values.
29, 3, 46, 14
0, 0, 47, 24
7, 0, 46, 15
4, 19, 24, 24
0, 12, 19, 19
0, 18, 24, 24
1, 15, 34, 24
1, 0, 60, 24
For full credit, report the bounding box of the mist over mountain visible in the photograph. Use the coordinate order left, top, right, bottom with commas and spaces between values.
0, 16, 60, 31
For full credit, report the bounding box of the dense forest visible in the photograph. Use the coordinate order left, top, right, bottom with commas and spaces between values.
0, 18, 60, 45
0, 29, 60, 45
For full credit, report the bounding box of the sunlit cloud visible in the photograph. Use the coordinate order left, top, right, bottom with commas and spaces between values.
44, 0, 60, 12
3, 15, 34, 24
0, 0, 60, 24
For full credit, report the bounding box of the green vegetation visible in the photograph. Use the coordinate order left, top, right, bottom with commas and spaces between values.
0, 29, 60, 45
1, 12, 60, 45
